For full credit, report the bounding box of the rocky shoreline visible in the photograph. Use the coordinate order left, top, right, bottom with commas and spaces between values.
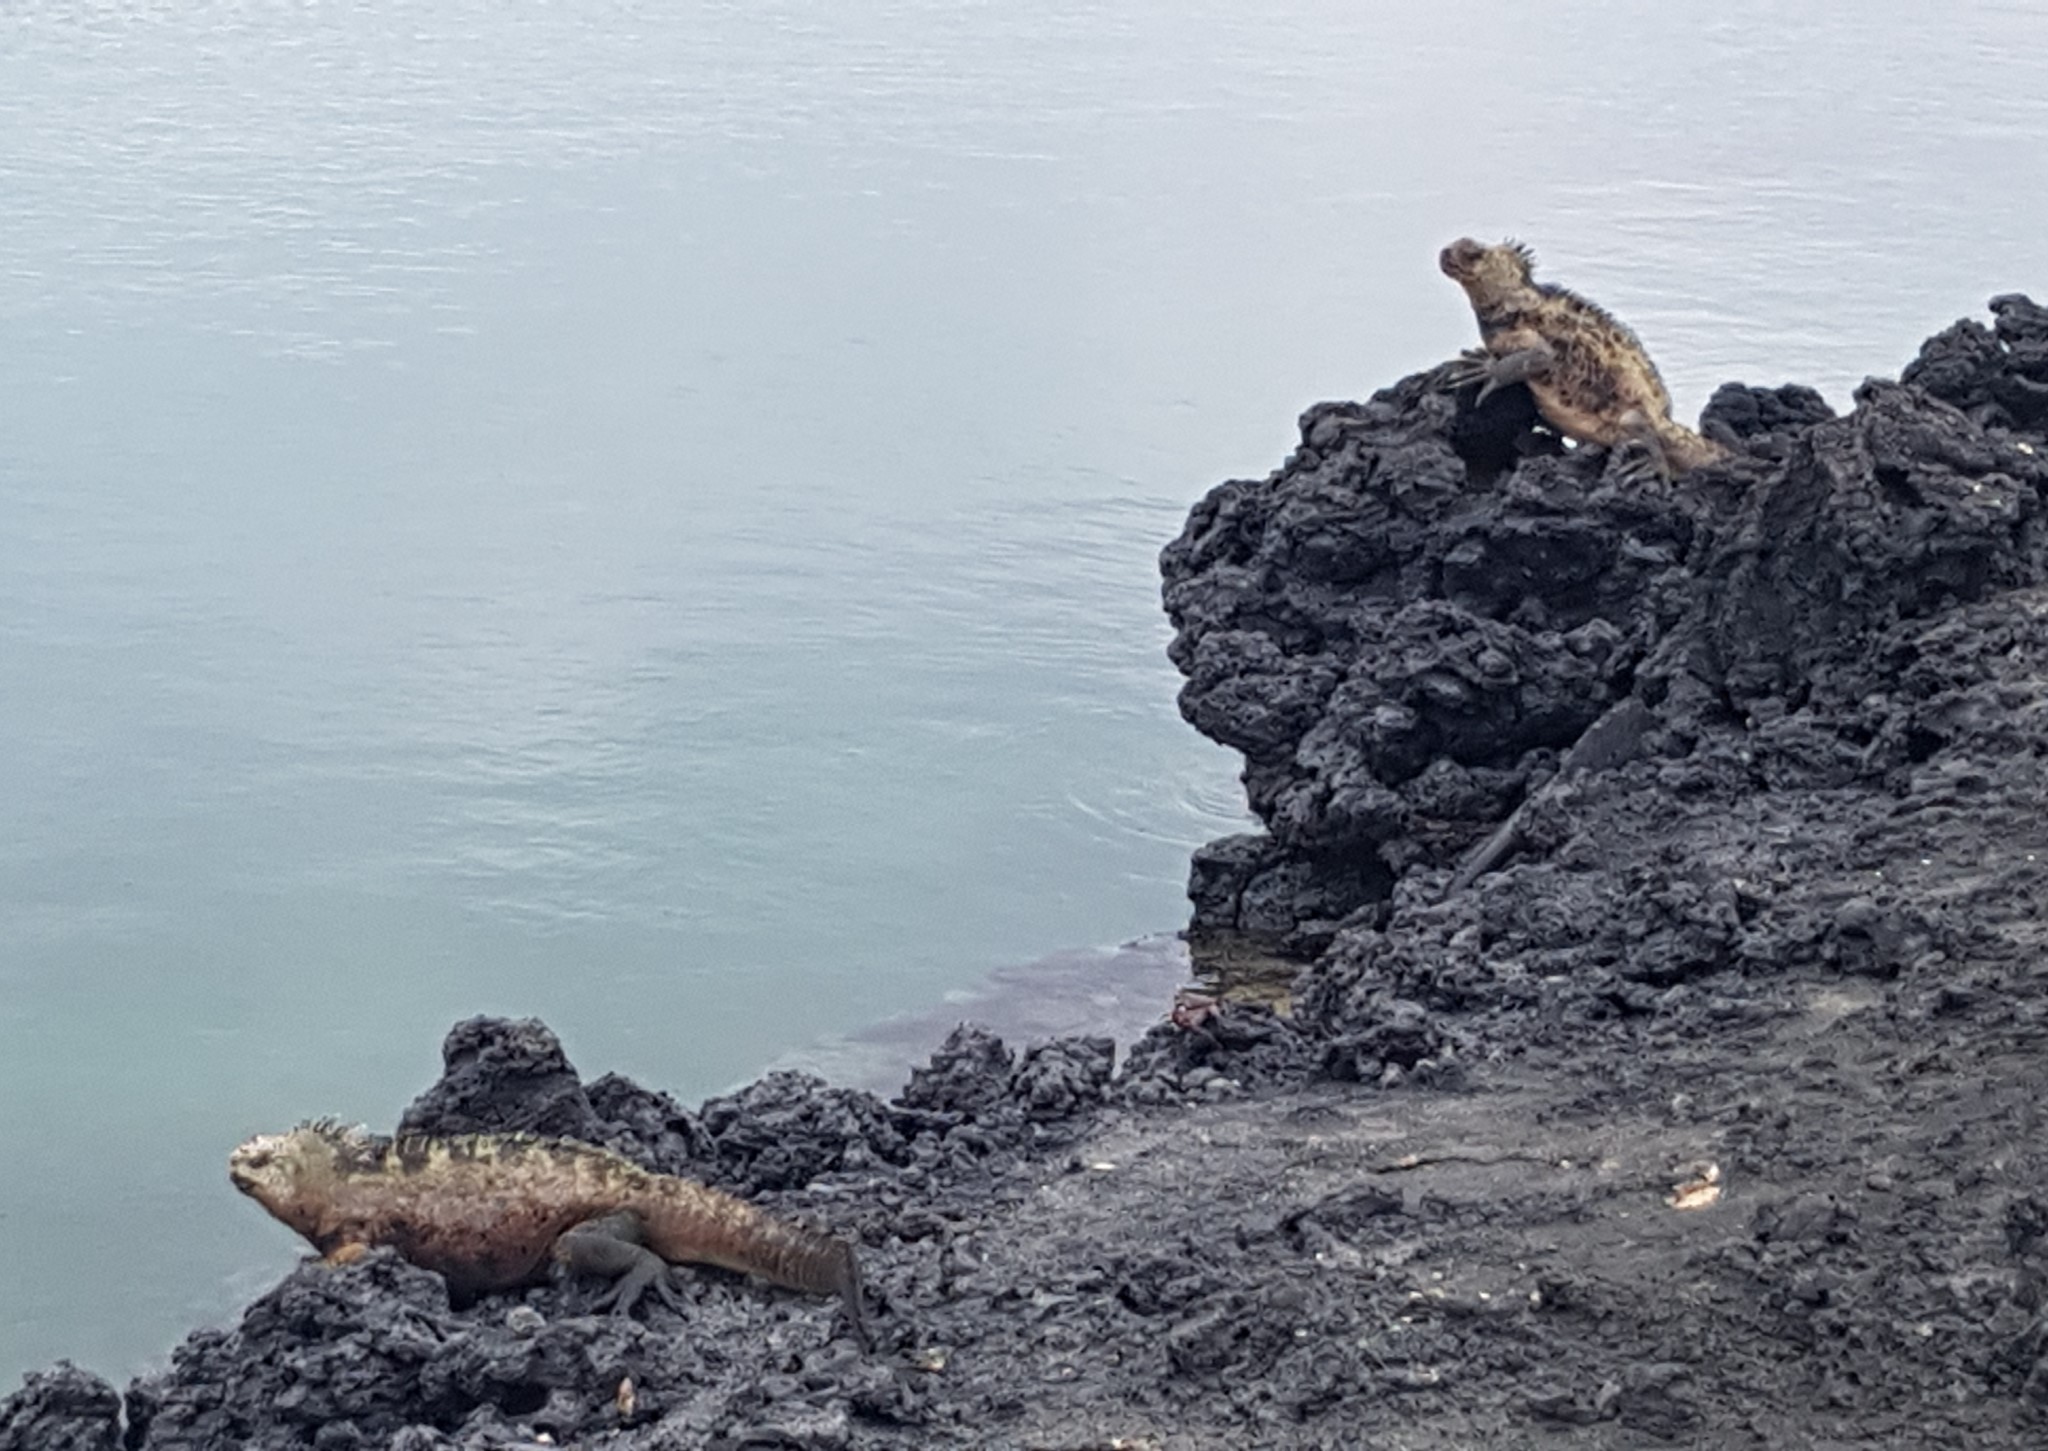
9, 297, 2048, 1448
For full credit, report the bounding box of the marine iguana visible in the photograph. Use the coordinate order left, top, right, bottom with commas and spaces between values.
229, 1121, 869, 1347
1439, 237, 1726, 480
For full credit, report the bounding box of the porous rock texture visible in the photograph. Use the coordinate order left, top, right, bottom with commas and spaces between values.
10, 297, 2048, 1449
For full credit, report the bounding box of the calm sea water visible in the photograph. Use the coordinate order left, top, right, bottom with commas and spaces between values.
4, 0, 2045, 1389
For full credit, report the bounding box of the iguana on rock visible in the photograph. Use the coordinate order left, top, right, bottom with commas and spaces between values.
1439, 237, 1726, 480
229, 1121, 869, 1347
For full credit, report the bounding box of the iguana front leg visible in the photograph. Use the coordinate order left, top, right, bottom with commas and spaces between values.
554, 1210, 690, 1315
1448, 331, 1557, 405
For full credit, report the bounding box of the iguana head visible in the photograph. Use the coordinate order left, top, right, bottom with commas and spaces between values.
229, 1120, 376, 1233
1439, 237, 1537, 309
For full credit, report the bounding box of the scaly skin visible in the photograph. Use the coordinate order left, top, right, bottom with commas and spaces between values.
1439, 237, 1725, 479
229, 1121, 867, 1345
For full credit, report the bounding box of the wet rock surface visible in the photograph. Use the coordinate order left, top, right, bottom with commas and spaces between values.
9, 297, 2048, 1448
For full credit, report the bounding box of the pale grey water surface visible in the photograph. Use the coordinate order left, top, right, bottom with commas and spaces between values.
3, 0, 2046, 1388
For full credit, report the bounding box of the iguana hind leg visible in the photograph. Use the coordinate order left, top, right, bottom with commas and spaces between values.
1606, 408, 1674, 485
555, 1210, 690, 1315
